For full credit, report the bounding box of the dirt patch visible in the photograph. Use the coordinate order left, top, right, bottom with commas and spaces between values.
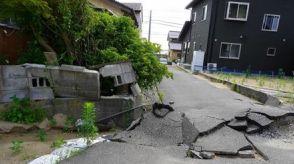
0, 130, 78, 164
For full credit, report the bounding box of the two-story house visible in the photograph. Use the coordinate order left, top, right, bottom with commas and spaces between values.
167, 31, 182, 62
181, 0, 294, 75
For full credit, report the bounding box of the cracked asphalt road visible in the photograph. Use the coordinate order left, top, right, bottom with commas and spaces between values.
62, 66, 294, 164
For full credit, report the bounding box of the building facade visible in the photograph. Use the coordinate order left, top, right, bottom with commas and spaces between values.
182, 0, 294, 75
167, 31, 182, 61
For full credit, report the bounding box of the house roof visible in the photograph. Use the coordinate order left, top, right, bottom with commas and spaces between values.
90, 0, 139, 27
167, 31, 181, 41
123, 3, 143, 12
186, 0, 205, 9
123, 3, 143, 29
169, 43, 182, 51
179, 21, 191, 41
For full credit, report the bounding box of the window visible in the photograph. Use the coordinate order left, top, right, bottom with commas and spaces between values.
193, 12, 197, 22
201, 5, 208, 21
225, 1, 249, 21
267, 48, 276, 56
116, 76, 122, 84
193, 42, 196, 50
31, 77, 50, 87
262, 14, 280, 32
219, 42, 241, 59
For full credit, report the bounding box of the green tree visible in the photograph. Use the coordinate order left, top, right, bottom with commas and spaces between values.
0, 0, 172, 89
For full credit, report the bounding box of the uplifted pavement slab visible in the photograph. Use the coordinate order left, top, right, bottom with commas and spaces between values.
228, 119, 248, 131
112, 112, 199, 147
247, 135, 294, 164
183, 109, 230, 135
194, 126, 252, 155
251, 105, 294, 119
247, 113, 274, 127
246, 124, 261, 134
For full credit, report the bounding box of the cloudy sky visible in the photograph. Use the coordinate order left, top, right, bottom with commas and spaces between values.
118, 0, 192, 51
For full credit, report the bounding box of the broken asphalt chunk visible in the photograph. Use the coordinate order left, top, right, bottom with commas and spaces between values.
247, 113, 274, 127
238, 150, 255, 158
246, 124, 261, 134
182, 116, 199, 146
251, 106, 294, 120
228, 119, 248, 131
187, 150, 203, 159
126, 117, 142, 131
194, 126, 252, 155
200, 152, 215, 159
235, 111, 248, 120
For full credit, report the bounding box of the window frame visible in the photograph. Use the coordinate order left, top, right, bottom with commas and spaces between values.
266, 48, 276, 56
261, 14, 280, 32
225, 1, 250, 21
201, 5, 208, 21
219, 42, 242, 60
193, 12, 197, 22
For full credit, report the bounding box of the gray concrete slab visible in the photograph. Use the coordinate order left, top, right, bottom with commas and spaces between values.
247, 113, 274, 127
194, 126, 252, 155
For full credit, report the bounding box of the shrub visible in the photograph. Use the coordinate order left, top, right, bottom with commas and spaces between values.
78, 102, 98, 145
51, 138, 65, 148
10, 140, 24, 154
1, 96, 47, 124
37, 129, 47, 142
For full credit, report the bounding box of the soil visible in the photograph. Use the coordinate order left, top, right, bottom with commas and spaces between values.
0, 130, 78, 164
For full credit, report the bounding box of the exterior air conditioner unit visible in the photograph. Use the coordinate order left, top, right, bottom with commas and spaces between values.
207, 63, 217, 71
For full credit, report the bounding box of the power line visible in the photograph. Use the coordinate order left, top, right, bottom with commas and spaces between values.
147, 22, 183, 28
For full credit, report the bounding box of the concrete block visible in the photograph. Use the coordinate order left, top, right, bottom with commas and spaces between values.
0, 78, 29, 90
30, 88, 54, 100
60, 65, 85, 72
0, 65, 26, 79
0, 89, 29, 102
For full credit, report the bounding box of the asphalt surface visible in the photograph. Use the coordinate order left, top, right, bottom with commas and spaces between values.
62, 66, 294, 164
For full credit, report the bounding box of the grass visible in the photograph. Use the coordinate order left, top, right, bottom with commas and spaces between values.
209, 72, 294, 105
212, 72, 294, 93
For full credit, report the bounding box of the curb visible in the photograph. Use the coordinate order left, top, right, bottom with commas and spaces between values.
198, 72, 281, 107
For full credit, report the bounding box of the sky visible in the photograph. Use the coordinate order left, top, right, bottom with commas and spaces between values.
118, 0, 192, 52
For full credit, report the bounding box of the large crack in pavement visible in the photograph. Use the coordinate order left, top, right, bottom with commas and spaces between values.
110, 103, 294, 162
62, 103, 294, 164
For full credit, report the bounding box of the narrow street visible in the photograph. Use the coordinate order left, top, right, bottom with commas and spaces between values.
62, 66, 294, 164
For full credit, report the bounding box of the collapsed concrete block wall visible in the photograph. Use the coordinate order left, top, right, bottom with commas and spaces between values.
0, 64, 100, 102
98, 62, 136, 87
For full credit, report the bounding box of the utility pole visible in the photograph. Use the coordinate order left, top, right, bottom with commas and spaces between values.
148, 10, 152, 41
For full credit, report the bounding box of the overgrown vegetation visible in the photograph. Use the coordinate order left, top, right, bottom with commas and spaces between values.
51, 138, 65, 148
211, 72, 294, 105
10, 140, 24, 154
0, 0, 172, 89
1, 96, 47, 124
37, 129, 47, 142
78, 102, 98, 145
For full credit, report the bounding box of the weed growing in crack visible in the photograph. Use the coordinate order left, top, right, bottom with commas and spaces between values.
37, 129, 47, 142
78, 102, 98, 145
10, 140, 23, 155
51, 138, 65, 148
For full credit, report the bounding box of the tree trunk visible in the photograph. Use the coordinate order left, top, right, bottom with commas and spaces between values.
61, 32, 75, 64
30, 25, 58, 65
